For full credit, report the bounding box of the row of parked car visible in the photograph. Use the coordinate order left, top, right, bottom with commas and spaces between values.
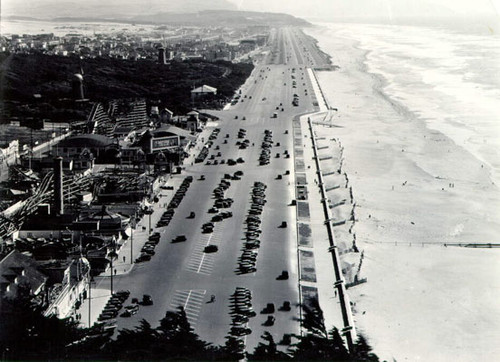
135, 232, 161, 263
229, 287, 256, 334
156, 176, 194, 229
200, 175, 237, 249
97, 290, 130, 321
225, 286, 256, 359
259, 130, 274, 166
195, 128, 220, 163
238, 181, 267, 274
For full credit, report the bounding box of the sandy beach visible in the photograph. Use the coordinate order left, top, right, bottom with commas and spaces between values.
304, 23, 500, 361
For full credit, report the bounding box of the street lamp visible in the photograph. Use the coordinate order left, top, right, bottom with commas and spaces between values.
88, 275, 95, 328
107, 239, 118, 295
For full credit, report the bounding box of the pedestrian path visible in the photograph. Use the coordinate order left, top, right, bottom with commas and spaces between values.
169, 289, 207, 325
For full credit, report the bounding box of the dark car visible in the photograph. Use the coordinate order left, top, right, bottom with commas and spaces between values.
135, 253, 151, 263
230, 327, 252, 336
212, 214, 223, 222
204, 245, 218, 253
142, 295, 153, 306
173, 235, 187, 243
263, 316, 275, 326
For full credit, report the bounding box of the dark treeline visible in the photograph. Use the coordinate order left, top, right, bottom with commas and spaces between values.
0, 52, 254, 122
0, 295, 379, 361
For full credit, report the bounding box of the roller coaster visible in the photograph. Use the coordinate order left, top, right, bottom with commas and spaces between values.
0, 170, 92, 239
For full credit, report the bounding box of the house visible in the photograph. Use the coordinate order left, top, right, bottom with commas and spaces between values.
185, 111, 200, 132
191, 85, 217, 99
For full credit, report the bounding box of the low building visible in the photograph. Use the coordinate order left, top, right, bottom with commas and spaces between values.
0, 250, 48, 307
185, 111, 200, 132
55, 134, 119, 164
160, 108, 174, 123
42, 257, 90, 320
0, 140, 19, 164
191, 85, 217, 99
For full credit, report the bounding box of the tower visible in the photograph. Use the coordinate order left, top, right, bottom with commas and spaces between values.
158, 47, 166, 65
72, 73, 84, 100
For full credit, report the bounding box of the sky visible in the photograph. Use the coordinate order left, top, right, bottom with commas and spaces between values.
228, 0, 500, 18
1, 0, 499, 21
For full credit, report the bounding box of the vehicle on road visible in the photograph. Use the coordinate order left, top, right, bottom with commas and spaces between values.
261, 303, 275, 314
135, 253, 151, 263
204, 245, 219, 253
263, 316, 275, 326
230, 327, 252, 336
142, 295, 153, 306
276, 270, 289, 280
172, 235, 187, 243
279, 301, 291, 311
188, 211, 195, 218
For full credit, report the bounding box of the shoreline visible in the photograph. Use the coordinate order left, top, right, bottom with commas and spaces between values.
304, 23, 500, 361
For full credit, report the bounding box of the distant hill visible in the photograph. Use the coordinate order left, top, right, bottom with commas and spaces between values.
50, 10, 309, 28
1, 0, 237, 20
131, 10, 310, 27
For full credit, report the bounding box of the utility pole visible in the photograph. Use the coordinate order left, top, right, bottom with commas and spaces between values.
107, 237, 118, 295
88, 277, 92, 327
130, 228, 133, 264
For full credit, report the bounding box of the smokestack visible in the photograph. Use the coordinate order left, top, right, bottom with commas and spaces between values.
72, 73, 84, 100
158, 47, 166, 65
54, 157, 64, 215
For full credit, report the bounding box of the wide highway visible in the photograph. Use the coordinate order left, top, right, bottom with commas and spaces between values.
102, 27, 329, 352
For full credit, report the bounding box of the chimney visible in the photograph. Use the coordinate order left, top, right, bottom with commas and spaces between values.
54, 157, 64, 215
72, 73, 84, 100
158, 47, 166, 65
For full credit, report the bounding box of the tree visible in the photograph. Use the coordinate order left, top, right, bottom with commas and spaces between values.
110, 319, 158, 359
291, 298, 350, 361
350, 334, 379, 361
0, 290, 85, 360
249, 331, 290, 361
107, 306, 216, 360
155, 306, 213, 359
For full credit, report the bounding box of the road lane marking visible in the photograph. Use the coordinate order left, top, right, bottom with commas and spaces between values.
196, 233, 214, 273
170, 289, 207, 325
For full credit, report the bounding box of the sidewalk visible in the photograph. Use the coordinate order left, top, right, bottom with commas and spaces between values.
299, 113, 345, 331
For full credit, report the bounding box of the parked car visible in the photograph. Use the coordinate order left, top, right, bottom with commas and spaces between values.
173, 235, 187, 243
135, 253, 151, 263
142, 295, 153, 306
204, 245, 219, 253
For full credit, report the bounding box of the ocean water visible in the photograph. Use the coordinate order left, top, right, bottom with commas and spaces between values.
315, 21, 500, 185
